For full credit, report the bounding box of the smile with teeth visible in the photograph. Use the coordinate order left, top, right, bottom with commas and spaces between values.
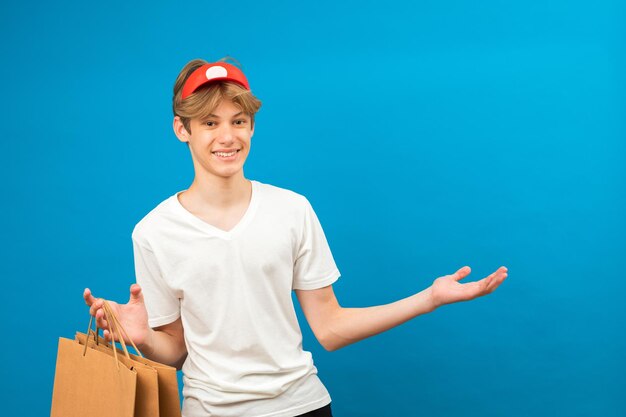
213, 150, 240, 157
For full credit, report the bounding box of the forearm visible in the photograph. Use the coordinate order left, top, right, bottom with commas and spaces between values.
138, 329, 188, 369
323, 286, 437, 351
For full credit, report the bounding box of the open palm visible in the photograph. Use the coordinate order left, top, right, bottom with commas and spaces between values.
430, 266, 508, 308
84, 284, 150, 347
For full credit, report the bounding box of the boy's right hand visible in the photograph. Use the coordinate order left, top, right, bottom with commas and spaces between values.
83, 284, 152, 350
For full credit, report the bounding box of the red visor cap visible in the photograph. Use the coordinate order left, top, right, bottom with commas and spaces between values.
181, 63, 250, 100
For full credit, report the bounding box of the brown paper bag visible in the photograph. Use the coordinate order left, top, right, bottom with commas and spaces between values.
76, 332, 160, 417
76, 301, 182, 417
50, 337, 137, 417
125, 354, 181, 417
77, 332, 182, 417
51, 302, 142, 417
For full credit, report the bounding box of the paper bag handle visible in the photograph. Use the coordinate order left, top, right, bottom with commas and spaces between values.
82, 312, 123, 369
102, 301, 144, 358
82, 300, 145, 365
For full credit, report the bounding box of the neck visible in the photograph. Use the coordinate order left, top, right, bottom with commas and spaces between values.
185, 171, 251, 209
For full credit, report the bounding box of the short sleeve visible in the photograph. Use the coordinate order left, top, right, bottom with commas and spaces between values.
292, 198, 341, 290
132, 237, 181, 327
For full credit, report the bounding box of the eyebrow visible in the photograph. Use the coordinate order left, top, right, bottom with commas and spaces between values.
206, 111, 245, 119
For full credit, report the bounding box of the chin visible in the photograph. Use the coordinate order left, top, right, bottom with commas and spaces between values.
215, 168, 244, 179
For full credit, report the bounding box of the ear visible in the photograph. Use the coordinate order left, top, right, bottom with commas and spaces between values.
173, 116, 190, 143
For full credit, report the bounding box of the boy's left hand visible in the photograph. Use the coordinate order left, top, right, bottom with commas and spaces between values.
429, 266, 508, 308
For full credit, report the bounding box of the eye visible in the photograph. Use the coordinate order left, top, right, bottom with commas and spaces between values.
205, 121, 216, 127
233, 119, 248, 126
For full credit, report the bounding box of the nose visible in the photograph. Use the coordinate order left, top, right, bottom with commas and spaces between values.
217, 123, 235, 144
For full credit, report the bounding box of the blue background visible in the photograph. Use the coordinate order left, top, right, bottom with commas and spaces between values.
1, 1, 624, 416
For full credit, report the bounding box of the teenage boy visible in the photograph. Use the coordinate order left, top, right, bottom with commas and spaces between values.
84, 59, 508, 417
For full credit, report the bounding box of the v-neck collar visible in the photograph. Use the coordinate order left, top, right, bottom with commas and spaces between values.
170, 180, 261, 240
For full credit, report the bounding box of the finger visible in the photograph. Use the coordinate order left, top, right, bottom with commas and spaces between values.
89, 298, 105, 317
452, 266, 471, 282
95, 316, 106, 330
95, 309, 108, 329
482, 275, 494, 290
486, 270, 508, 293
482, 271, 499, 288
84, 288, 97, 307
96, 308, 111, 329
484, 270, 501, 292
129, 283, 144, 304
483, 266, 507, 287
103, 329, 117, 343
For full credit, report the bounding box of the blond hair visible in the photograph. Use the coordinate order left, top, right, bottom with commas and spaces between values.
172, 58, 262, 134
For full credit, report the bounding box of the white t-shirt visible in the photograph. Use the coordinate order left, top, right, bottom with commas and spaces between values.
131, 180, 341, 417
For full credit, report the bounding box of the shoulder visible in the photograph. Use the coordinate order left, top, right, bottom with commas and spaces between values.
131, 193, 180, 248
254, 180, 311, 210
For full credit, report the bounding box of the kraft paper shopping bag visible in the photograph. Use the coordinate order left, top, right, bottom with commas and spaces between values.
76, 300, 181, 417
77, 332, 181, 417
77, 331, 160, 417
50, 336, 137, 417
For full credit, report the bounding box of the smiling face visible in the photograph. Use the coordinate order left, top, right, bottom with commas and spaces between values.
174, 98, 254, 181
